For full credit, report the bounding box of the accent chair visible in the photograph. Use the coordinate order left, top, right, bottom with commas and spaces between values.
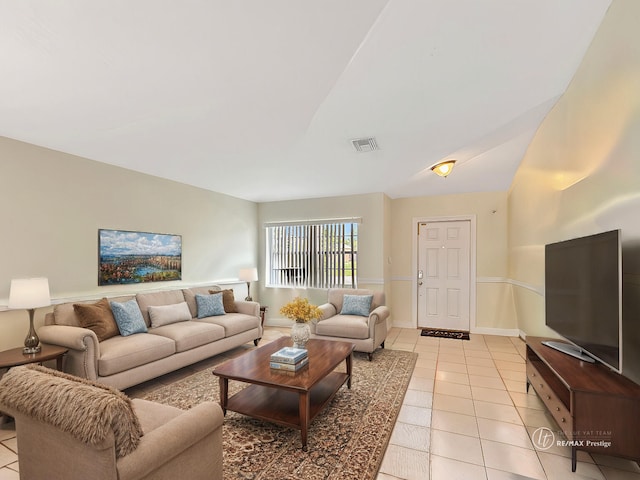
310, 288, 390, 360
0, 364, 223, 480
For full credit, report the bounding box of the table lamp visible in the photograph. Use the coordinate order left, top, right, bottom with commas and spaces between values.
8, 277, 51, 354
238, 268, 258, 301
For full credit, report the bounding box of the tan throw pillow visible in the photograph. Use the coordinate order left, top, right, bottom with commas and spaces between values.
74, 298, 119, 341
209, 289, 237, 313
148, 301, 192, 327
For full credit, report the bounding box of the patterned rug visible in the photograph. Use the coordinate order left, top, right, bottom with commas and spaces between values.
143, 348, 417, 480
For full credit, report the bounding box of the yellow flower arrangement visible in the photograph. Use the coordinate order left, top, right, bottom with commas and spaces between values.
279, 297, 322, 323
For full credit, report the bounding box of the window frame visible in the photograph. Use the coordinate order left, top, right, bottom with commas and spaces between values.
265, 218, 360, 289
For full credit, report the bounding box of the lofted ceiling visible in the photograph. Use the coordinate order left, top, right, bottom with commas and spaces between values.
0, 1, 611, 202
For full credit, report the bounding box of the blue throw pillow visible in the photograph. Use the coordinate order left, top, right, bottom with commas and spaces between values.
340, 294, 373, 316
110, 299, 148, 336
196, 293, 226, 318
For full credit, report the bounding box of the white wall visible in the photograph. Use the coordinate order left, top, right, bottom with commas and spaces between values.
508, 0, 640, 382
7, 1, 636, 354
257, 193, 388, 325
257, 191, 517, 333
0, 137, 258, 350
390, 191, 515, 331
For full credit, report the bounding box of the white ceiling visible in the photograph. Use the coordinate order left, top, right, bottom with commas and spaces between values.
0, 1, 611, 202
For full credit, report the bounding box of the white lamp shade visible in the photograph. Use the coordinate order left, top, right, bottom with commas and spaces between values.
8, 278, 51, 309
238, 268, 258, 282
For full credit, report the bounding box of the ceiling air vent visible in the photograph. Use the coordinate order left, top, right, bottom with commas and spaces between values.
351, 137, 379, 152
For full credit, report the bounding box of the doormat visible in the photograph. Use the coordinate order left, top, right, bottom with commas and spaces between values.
420, 328, 470, 340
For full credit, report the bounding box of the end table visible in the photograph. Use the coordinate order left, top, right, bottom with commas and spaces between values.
0, 344, 68, 425
0, 344, 68, 372
259, 306, 268, 328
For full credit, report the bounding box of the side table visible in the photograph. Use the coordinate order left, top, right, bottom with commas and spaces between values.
259, 306, 268, 328
0, 344, 68, 425
0, 344, 68, 372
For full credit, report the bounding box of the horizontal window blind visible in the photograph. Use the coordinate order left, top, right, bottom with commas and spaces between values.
266, 221, 357, 288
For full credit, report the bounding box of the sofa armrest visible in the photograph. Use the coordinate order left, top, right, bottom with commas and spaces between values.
38, 324, 98, 350
369, 305, 390, 325
38, 325, 100, 380
367, 305, 390, 338
117, 401, 224, 479
318, 303, 337, 320
235, 300, 260, 317
309, 303, 337, 334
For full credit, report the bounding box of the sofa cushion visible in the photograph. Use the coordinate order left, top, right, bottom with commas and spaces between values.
110, 299, 148, 336
132, 399, 184, 435
328, 288, 385, 313
196, 293, 225, 318
209, 288, 238, 313
0, 364, 143, 458
136, 289, 187, 326
98, 333, 175, 376
340, 294, 373, 316
315, 315, 370, 340
148, 301, 192, 328
198, 312, 260, 337
53, 295, 135, 327
73, 298, 119, 341
149, 321, 225, 352
183, 285, 221, 317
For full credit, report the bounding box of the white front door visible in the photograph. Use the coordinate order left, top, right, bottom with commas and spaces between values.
417, 220, 471, 331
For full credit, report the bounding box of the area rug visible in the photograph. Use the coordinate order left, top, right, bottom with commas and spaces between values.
142, 348, 417, 480
420, 328, 470, 340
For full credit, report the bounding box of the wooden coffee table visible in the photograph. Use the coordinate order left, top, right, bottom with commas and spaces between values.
212, 336, 355, 449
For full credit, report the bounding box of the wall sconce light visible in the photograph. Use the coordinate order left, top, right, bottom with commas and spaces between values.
8, 277, 51, 354
238, 268, 258, 301
430, 160, 456, 177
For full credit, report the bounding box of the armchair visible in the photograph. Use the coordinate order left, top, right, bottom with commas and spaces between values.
0, 365, 223, 480
310, 288, 390, 360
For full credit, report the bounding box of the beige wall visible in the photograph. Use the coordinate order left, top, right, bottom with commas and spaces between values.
0, 137, 258, 350
257, 193, 388, 325
4, 0, 637, 355
390, 191, 515, 331
508, 0, 640, 381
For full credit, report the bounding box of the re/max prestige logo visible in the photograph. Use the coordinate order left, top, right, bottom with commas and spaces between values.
531, 427, 612, 450
556, 439, 612, 448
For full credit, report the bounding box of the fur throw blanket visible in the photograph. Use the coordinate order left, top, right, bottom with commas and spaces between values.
0, 364, 142, 457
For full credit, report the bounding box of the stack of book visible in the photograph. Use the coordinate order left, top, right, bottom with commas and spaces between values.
269, 346, 309, 372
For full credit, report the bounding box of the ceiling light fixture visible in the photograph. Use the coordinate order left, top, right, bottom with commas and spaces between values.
430, 160, 456, 177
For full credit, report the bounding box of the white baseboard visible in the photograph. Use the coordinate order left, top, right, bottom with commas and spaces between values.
269, 318, 521, 339
391, 321, 520, 338
470, 326, 520, 337
264, 318, 295, 328
392, 319, 417, 329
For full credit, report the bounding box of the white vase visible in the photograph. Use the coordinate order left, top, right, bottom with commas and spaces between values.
291, 321, 311, 349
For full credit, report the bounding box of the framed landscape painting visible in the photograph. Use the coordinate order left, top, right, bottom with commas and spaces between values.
98, 229, 182, 285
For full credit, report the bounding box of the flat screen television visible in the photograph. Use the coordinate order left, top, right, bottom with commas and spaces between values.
544, 229, 622, 372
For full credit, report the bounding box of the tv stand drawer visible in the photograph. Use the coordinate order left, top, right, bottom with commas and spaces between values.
527, 362, 573, 437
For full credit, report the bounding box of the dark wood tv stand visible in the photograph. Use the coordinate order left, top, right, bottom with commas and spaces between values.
526, 336, 640, 472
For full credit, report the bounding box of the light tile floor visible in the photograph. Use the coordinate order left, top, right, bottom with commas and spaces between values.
379, 328, 640, 480
1, 327, 640, 480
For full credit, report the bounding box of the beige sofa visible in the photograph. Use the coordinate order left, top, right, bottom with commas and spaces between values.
0, 364, 223, 480
38, 285, 262, 390
310, 288, 390, 360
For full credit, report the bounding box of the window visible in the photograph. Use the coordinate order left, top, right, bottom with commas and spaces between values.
266, 219, 359, 288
